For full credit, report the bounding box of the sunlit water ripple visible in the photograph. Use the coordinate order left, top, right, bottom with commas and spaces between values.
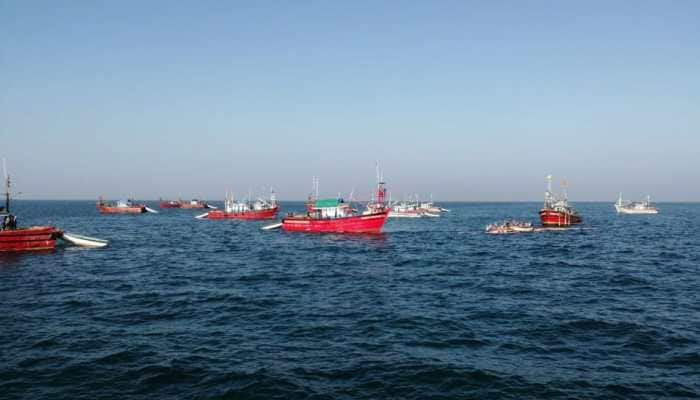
1, 201, 699, 399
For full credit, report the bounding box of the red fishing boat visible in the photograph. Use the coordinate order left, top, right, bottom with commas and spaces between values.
0, 162, 108, 252
197, 190, 278, 220
0, 226, 63, 252
281, 175, 389, 234
539, 175, 582, 227
159, 198, 212, 209
282, 200, 389, 233
97, 197, 155, 214
159, 199, 181, 209
0, 171, 63, 252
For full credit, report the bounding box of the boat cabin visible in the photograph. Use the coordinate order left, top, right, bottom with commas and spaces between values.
311, 198, 352, 218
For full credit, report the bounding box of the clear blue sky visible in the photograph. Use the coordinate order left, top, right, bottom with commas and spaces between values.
2, 1, 698, 201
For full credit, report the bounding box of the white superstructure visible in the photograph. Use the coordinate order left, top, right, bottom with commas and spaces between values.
615, 194, 659, 214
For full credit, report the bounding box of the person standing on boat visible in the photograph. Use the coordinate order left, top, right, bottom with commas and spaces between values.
1, 214, 15, 230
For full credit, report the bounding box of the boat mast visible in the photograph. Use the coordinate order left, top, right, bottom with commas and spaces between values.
375, 161, 386, 205
561, 180, 568, 201
545, 174, 553, 208
2, 158, 9, 213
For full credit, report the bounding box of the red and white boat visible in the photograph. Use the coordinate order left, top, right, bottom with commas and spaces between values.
97, 197, 156, 214
198, 190, 278, 220
159, 198, 213, 209
281, 176, 389, 234
539, 175, 582, 227
0, 169, 107, 252
0, 169, 62, 252
0, 164, 108, 252
283, 199, 389, 233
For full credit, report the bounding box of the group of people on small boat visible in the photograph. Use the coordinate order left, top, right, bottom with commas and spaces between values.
1, 213, 18, 230
485, 220, 534, 235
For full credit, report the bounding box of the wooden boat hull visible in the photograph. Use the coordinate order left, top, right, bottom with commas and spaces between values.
0, 226, 62, 252
539, 209, 582, 227
282, 210, 389, 233
97, 205, 146, 214
206, 206, 278, 220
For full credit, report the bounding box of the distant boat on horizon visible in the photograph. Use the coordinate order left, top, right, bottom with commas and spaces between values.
615, 194, 659, 214
97, 197, 157, 214
159, 198, 213, 209
198, 190, 278, 220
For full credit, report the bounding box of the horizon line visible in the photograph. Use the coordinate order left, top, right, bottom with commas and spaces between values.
11, 199, 700, 204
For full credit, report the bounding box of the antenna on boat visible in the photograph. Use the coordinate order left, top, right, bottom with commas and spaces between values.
311, 176, 320, 200
375, 160, 384, 184
2, 158, 9, 213
561, 180, 568, 200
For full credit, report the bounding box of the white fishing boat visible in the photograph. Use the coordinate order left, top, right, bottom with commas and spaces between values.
615, 194, 659, 214
418, 194, 445, 215
200, 189, 279, 220
388, 201, 423, 218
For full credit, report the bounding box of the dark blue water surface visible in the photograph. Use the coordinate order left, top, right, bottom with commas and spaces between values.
1, 201, 699, 399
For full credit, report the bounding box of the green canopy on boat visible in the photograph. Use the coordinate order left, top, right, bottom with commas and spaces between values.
314, 198, 341, 208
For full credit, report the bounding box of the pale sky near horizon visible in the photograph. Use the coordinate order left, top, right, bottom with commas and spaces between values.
1, 1, 698, 201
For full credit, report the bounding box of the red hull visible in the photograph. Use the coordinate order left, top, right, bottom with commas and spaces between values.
207, 206, 278, 220
539, 209, 582, 227
97, 205, 146, 214
0, 226, 62, 252
160, 202, 181, 209
282, 210, 389, 233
